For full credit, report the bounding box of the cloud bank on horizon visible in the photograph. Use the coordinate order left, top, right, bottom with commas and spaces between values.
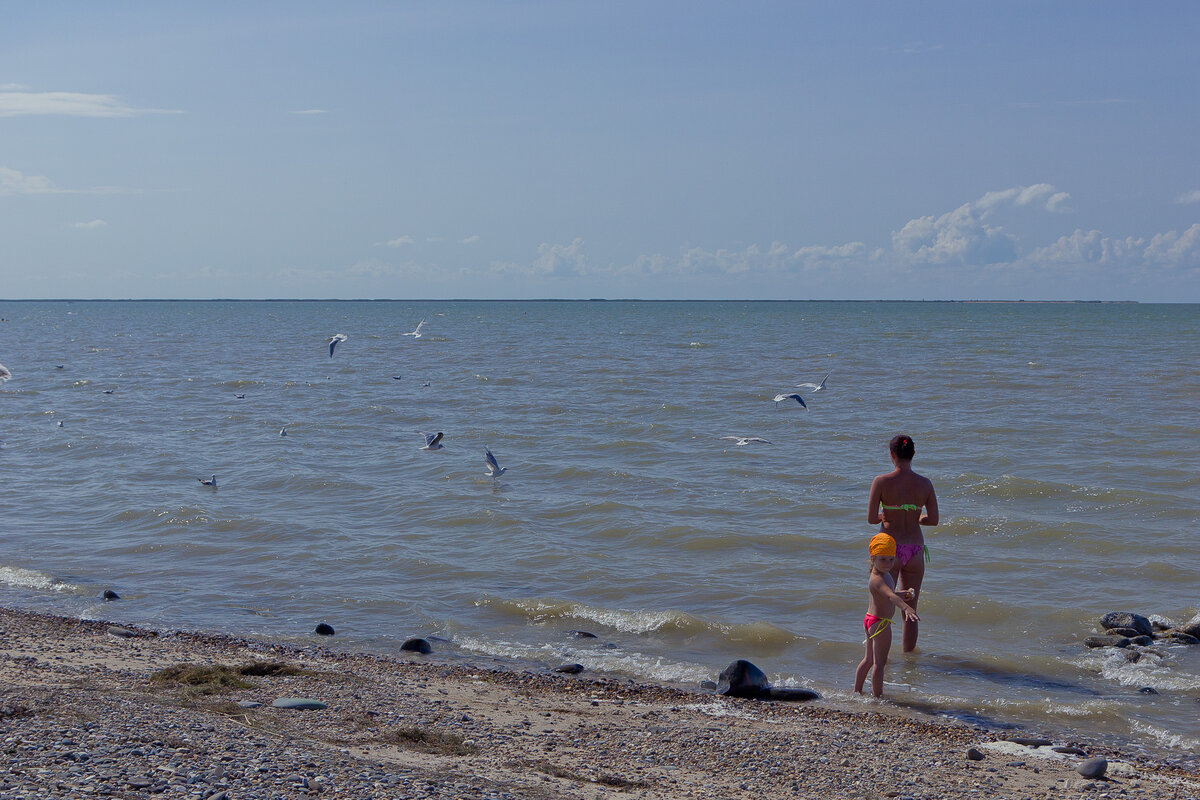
0, 5, 1197, 301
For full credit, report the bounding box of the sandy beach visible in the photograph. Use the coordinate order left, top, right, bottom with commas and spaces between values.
0, 607, 1196, 800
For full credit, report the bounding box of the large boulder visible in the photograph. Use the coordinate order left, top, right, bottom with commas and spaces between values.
716, 660, 769, 698
1179, 612, 1200, 638
1100, 612, 1152, 637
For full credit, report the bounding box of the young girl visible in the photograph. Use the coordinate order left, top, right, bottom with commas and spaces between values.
854, 532, 919, 698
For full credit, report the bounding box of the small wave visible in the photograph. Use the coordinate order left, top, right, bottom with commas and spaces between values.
1128, 719, 1200, 752
481, 597, 798, 645
0, 565, 81, 593
453, 634, 712, 684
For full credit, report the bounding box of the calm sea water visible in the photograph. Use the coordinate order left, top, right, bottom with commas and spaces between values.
1, 300, 1197, 760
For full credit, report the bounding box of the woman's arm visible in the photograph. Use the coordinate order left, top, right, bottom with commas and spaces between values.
919, 483, 939, 527
867, 476, 884, 525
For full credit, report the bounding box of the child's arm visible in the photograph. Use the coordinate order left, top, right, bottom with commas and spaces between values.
875, 579, 920, 622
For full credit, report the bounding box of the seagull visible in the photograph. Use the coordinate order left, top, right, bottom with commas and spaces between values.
720, 436, 773, 446
795, 373, 830, 393
421, 381, 431, 388
484, 448, 507, 479
392, 375, 402, 380
773, 393, 807, 409
198, 475, 218, 488
419, 431, 445, 451
57, 420, 64, 428
0, 364, 10, 382
403, 320, 425, 338
327, 333, 348, 357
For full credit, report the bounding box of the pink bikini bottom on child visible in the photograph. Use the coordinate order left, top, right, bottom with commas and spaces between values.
863, 614, 890, 636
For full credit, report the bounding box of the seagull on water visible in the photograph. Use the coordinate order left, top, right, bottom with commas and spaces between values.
795, 373, 830, 393
57, 420, 64, 428
198, 475, 218, 488
0, 364, 11, 382
403, 320, 425, 339
773, 393, 807, 409
720, 436, 773, 446
484, 448, 507, 479
419, 431, 445, 451
327, 333, 348, 357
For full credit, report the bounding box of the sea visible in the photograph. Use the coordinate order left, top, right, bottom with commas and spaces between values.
1, 300, 1197, 762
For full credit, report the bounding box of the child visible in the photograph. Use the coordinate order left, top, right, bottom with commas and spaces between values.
854, 532, 919, 698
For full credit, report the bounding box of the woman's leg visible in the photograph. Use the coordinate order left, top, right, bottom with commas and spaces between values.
893, 555, 925, 653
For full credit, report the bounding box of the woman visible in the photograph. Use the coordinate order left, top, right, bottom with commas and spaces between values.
867, 434, 938, 653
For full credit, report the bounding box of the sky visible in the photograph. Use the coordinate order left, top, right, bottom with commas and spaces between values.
2, 2, 1198, 301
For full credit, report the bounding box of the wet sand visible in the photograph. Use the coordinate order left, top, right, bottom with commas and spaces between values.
1, 606, 1197, 799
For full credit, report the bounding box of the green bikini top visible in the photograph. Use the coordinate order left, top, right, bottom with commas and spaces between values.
880, 503, 921, 512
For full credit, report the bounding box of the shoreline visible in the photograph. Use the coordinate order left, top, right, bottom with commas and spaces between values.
1, 606, 1197, 798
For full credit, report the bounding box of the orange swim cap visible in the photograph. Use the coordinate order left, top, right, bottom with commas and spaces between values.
869, 532, 896, 557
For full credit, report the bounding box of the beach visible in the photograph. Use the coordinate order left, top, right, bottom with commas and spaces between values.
1, 607, 1197, 799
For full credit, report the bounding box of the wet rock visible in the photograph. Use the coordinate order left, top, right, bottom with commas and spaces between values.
1179, 612, 1200, 638
715, 659, 768, 699
1100, 612, 1152, 637
1121, 649, 1142, 663
1084, 635, 1130, 649
314, 623, 335, 636
566, 630, 597, 639
966, 748, 984, 761
1161, 630, 1199, 645
1148, 614, 1175, 631
1077, 756, 1107, 778
102, 589, 120, 601
1006, 737, 1053, 747
1138, 686, 1158, 695
1128, 635, 1155, 647
1102, 626, 1141, 637
271, 697, 326, 710
699, 680, 718, 691
760, 686, 819, 702
106, 626, 136, 638
399, 638, 432, 654
552, 663, 584, 674
1052, 746, 1088, 756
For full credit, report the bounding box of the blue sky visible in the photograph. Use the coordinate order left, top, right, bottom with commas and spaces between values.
2, 2, 1198, 300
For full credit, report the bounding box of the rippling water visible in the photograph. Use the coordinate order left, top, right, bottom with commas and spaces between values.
1, 300, 1197, 759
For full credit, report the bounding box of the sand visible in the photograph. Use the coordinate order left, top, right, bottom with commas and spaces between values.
0, 607, 1197, 799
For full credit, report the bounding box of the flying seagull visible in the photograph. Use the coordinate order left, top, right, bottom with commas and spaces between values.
403, 320, 425, 338
198, 475, 218, 488
795, 373, 830, 393
773, 393, 807, 409
720, 436, 773, 446
484, 448, 507, 479
419, 431, 445, 451
327, 333, 348, 357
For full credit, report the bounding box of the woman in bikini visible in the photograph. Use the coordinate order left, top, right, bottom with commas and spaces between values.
867, 434, 938, 653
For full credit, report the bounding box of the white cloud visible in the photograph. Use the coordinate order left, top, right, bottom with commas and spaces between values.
0, 165, 122, 195
1143, 223, 1200, 267
73, 219, 107, 229
892, 203, 1019, 265
291, 108, 328, 115
1176, 190, 1200, 205
531, 238, 589, 276
460, 234, 480, 244
1026, 224, 1200, 270
384, 235, 414, 247
0, 90, 180, 117
976, 183, 1070, 213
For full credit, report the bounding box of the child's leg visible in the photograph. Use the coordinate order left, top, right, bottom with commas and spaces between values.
854, 639, 874, 693
870, 626, 892, 698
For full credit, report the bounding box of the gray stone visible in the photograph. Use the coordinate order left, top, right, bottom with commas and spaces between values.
698, 680, 718, 691
1128, 635, 1155, 647
715, 659, 768, 698
552, 663, 584, 674
271, 697, 327, 710
1084, 635, 1130, 648
1052, 746, 1088, 756
1102, 627, 1141, 637
760, 686, 819, 702
1100, 612, 1152, 637
237, 701, 263, 709
966, 748, 984, 760
314, 622, 335, 636
106, 626, 136, 638
1161, 630, 1199, 645
566, 630, 597, 639
1077, 756, 1107, 778
1138, 686, 1158, 695
1006, 737, 1053, 747
1179, 612, 1200, 638
399, 637, 432, 654
102, 589, 120, 601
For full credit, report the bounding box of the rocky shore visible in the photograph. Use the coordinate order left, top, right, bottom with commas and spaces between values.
1, 607, 1197, 799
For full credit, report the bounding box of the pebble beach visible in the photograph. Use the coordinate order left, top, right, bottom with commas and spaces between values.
1, 607, 1197, 800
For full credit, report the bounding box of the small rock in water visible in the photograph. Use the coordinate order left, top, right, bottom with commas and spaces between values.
314, 622, 335, 636
1100, 612, 1152, 637
271, 697, 327, 710
715, 659, 769, 698
566, 630, 598, 639
1128, 635, 1155, 647
1084, 635, 1130, 649
1161, 631, 1199, 645
1180, 612, 1200, 638
102, 589, 120, 601
1138, 686, 1159, 695
106, 626, 136, 638
1077, 756, 1108, 778
760, 686, 820, 702
400, 637, 433, 654
1102, 626, 1141, 637
552, 663, 584, 674
966, 748, 985, 761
